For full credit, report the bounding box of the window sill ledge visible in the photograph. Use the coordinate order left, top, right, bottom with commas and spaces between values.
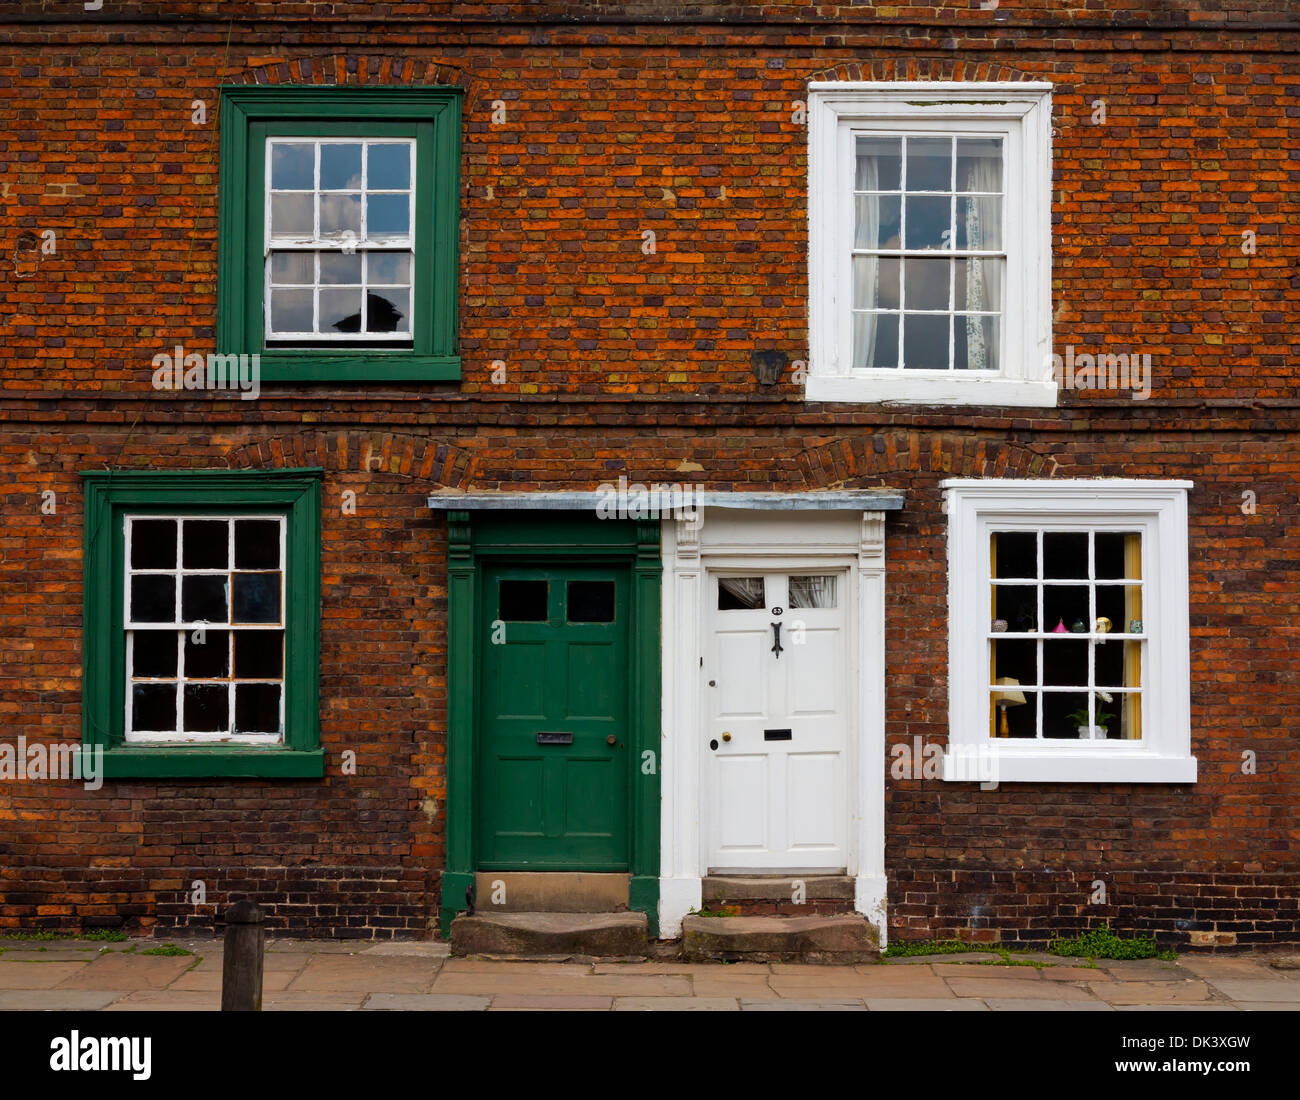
254, 354, 461, 383
93, 747, 325, 779
942, 749, 1197, 785
806, 374, 1058, 408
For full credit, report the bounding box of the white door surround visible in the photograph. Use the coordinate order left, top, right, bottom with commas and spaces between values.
659, 504, 890, 940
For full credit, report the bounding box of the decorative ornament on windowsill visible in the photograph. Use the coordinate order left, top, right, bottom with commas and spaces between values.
1069, 618, 1088, 633
1052, 618, 1069, 634
1068, 692, 1114, 739
991, 676, 1027, 738
991, 619, 1008, 633
1128, 619, 1143, 634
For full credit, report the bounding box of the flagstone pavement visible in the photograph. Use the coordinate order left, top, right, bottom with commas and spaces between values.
1, 938, 1298, 1011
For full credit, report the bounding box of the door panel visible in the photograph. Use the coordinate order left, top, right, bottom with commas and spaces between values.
478, 565, 630, 869
706, 570, 849, 871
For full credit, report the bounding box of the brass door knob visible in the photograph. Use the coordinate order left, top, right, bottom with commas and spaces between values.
606, 734, 617, 745
721, 732, 731, 742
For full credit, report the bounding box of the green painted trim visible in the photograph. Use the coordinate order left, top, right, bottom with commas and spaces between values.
80, 468, 323, 779
216, 85, 462, 382
441, 511, 663, 928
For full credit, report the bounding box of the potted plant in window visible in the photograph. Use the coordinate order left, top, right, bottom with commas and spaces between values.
1067, 706, 1114, 740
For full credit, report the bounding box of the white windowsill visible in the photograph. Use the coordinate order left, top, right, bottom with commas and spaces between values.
807, 373, 1058, 407
942, 749, 1198, 784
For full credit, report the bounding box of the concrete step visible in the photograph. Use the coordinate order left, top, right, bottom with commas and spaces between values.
703, 875, 856, 902
472, 872, 629, 913
451, 911, 649, 959
682, 914, 880, 964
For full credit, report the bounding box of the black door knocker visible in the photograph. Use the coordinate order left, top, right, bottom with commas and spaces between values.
770, 620, 783, 658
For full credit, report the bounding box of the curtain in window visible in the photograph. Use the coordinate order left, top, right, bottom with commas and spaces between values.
962, 158, 1003, 371
789, 575, 837, 609
853, 155, 880, 370
718, 577, 765, 609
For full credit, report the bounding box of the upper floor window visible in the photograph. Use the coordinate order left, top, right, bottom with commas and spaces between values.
218, 86, 461, 383
807, 83, 1055, 407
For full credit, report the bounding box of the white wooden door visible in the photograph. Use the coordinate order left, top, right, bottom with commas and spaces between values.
705, 570, 848, 871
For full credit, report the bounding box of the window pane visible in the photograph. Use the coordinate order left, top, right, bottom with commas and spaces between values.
856, 135, 901, 191
183, 519, 228, 569
270, 252, 315, 285
1095, 532, 1141, 580
954, 257, 1003, 313
718, 577, 764, 610
366, 194, 410, 237
905, 257, 949, 310
854, 194, 901, 250
1042, 639, 1088, 687
182, 575, 229, 623
1043, 585, 1088, 634
1097, 584, 1143, 631
993, 687, 1036, 738
854, 312, 898, 370
956, 137, 1003, 192
235, 520, 281, 570
992, 532, 1037, 579
567, 581, 615, 623
320, 143, 362, 190
131, 631, 177, 678
132, 683, 176, 732
904, 195, 950, 251
854, 255, 900, 312
270, 142, 313, 190
234, 630, 284, 679
992, 584, 1037, 633
270, 193, 313, 237
902, 313, 949, 370
499, 580, 548, 621
319, 193, 361, 237
185, 629, 229, 678
1045, 691, 1089, 739
789, 575, 837, 608
130, 519, 176, 569
319, 252, 362, 285
955, 315, 999, 372
183, 683, 228, 733
1096, 639, 1141, 689
956, 196, 1002, 251
990, 638, 1035, 686
368, 252, 411, 284
235, 683, 281, 734
320, 288, 364, 334
368, 143, 411, 190
367, 289, 409, 334
1043, 533, 1088, 579
270, 288, 313, 333
906, 136, 951, 191
232, 573, 281, 624
130, 575, 175, 623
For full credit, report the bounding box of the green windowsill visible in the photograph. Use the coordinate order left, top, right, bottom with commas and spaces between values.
253, 353, 461, 383
94, 746, 325, 779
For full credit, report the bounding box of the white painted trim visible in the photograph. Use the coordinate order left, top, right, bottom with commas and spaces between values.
659, 508, 888, 943
807, 81, 1055, 408
942, 479, 1195, 784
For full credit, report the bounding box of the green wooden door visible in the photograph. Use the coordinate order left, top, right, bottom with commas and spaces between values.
477, 563, 631, 869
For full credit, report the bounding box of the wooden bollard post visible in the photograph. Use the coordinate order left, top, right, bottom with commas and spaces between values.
221, 900, 264, 1011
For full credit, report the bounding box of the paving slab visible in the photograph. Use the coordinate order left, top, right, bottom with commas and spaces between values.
104, 990, 220, 1011
439, 959, 593, 975
361, 941, 450, 958
265, 939, 362, 953
614, 996, 740, 1011
1201, 979, 1300, 1004
880, 953, 1002, 966
169, 968, 297, 993
1099, 961, 1186, 981
1236, 1002, 1300, 1011
742, 999, 866, 1011
865, 998, 988, 1011
983, 998, 1113, 1011
262, 991, 368, 1010
1179, 957, 1279, 981
0, 989, 125, 1011
690, 975, 779, 999
432, 972, 692, 997
287, 955, 440, 994
0, 962, 91, 990
1114, 1004, 1237, 1012
1088, 980, 1212, 1005
1043, 966, 1109, 981
946, 978, 1098, 1000
489, 994, 614, 1010
56, 954, 195, 991
364, 993, 490, 1010
932, 963, 1043, 980
0, 947, 104, 962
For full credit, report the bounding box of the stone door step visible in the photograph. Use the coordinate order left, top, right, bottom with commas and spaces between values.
683, 914, 880, 964
703, 875, 856, 902
451, 911, 649, 959
473, 872, 630, 913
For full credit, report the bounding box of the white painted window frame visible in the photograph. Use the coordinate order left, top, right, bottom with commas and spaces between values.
808, 82, 1056, 407
943, 480, 1195, 783
124, 514, 287, 745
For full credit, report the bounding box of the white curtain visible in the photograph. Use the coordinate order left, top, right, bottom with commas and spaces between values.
963, 158, 1003, 371
853, 154, 880, 370
789, 575, 837, 609
719, 577, 765, 609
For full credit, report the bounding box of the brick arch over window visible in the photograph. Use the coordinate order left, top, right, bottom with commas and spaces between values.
228, 54, 477, 97
226, 431, 478, 487
797, 432, 1061, 488
803, 59, 1045, 87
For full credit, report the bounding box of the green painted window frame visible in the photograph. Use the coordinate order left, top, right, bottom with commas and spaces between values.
217, 86, 462, 383
81, 469, 324, 778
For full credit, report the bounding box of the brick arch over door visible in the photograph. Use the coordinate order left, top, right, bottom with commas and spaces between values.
797, 432, 1062, 488
228, 54, 477, 96
226, 431, 479, 488
803, 59, 1046, 86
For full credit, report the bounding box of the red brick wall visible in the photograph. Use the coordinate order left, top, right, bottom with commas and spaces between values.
0, 11, 1297, 943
